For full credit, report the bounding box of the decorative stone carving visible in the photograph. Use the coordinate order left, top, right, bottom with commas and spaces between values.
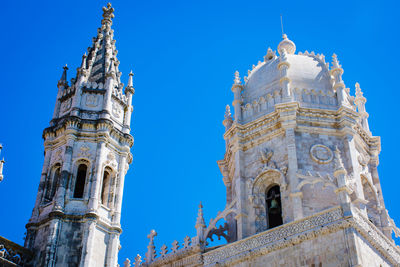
77, 144, 91, 159
53, 148, 63, 163
85, 94, 98, 107
112, 101, 122, 118
203, 207, 343, 265
60, 98, 72, 113
310, 144, 333, 164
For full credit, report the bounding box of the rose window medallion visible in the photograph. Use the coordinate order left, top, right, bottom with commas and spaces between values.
310, 144, 333, 164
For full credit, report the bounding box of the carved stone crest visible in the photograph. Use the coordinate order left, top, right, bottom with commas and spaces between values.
77, 144, 91, 159
60, 98, 72, 113
85, 94, 98, 107
310, 144, 333, 164
112, 101, 122, 118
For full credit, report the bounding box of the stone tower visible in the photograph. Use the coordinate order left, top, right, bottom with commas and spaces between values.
212, 35, 400, 265
24, 4, 134, 267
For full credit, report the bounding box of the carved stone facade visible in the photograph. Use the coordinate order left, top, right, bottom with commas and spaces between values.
131, 34, 400, 267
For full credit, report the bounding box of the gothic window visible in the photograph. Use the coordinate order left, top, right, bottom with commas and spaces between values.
101, 168, 112, 207
73, 164, 87, 198
44, 164, 61, 202
265, 185, 283, 229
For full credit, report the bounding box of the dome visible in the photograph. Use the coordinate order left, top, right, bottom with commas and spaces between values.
242, 50, 332, 105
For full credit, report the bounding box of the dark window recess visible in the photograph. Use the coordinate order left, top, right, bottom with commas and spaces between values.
73, 164, 87, 198
101, 170, 110, 206
265, 185, 283, 229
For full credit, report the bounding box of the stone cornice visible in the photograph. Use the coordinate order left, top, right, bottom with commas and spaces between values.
223, 103, 378, 158
43, 116, 134, 148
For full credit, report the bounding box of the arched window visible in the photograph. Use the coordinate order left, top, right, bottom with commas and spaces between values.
73, 164, 87, 198
101, 168, 112, 207
265, 185, 283, 229
44, 164, 61, 202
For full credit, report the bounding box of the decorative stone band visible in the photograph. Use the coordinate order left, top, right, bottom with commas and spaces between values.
0, 236, 34, 266
202, 206, 400, 266
352, 208, 400, 265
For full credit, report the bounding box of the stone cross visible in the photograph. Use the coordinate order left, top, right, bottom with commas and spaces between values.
171, 240, 179, 253
134, 254, 142, 266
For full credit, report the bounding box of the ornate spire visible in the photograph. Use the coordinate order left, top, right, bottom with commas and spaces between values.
278, 34, 296, 55
74, 3, 121, 86
57, 65, 68, 87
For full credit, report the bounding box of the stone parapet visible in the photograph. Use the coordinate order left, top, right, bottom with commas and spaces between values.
0, 236, 33, 267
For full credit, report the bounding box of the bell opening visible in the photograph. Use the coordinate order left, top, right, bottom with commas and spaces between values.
266, 185, 283, 229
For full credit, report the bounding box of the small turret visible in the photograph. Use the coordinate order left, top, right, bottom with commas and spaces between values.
223, 105, 233, 130
123, 70, 135, 133
231, 71, 243, 122
355, 82, 370, 134
330, 54, 348, 107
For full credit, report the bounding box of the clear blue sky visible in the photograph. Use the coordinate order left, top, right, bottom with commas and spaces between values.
1, 0, 400, 264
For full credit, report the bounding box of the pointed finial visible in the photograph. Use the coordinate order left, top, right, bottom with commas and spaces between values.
195, 202, 205, 229
224, 105, 231, 119
80, 53, 87, 69
102, 3, 115, 24
58, 65, 68, 87
234, 71, 241, 85
127, 70, 134, 87
332, 53, 341, 69
124, 258, 131, 267
264, 47, 276, 61
134, 255, 142, 267
355, 82, 363, 98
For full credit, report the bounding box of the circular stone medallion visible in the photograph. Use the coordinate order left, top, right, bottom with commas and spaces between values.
310, 144, 333, 164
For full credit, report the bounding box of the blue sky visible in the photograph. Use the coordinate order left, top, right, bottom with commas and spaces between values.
1, 0, 400, 264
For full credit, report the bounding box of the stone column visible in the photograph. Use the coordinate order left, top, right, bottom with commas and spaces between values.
44, 218, 61, 267
80, 219, 97, 267
102, 75, 115, 119
30, 148, 52, 221
54, 137, 74, 211
88, 141, 106, 212
370, 155, 391, 239
233, 149, 249, 239
285, 128, 303, 221
105, 232, 119, 267
112, 154, 127, 224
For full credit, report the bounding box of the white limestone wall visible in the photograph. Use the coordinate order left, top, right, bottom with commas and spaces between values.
224, 230, 351, 267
